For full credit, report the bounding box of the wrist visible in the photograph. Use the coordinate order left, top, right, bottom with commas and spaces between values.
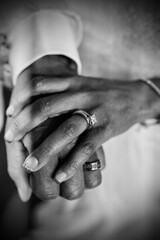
9, 10, 82, 85
30, 55, 77, 76
134, 79, 160, 122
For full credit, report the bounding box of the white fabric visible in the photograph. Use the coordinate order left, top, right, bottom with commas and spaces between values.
1, 1, 160, 240
8, 10, 82, 85
0, 82, 4, 132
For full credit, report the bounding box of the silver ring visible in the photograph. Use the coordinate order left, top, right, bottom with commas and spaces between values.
83, 159, 101, 171
73, 110, 97, 129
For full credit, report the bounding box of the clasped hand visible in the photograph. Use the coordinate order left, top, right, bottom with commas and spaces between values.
5, 56, 105, 201
5, 56, 152, 201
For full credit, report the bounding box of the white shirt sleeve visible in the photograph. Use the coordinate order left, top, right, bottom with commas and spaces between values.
8, 9, 83, 85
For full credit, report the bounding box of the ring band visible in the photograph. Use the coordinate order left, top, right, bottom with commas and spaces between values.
83, 159, 101, 171
73, 110, 97, 129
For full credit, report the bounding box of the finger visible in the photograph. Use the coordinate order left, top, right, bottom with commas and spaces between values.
84, 151, 102, 189
54, 127, 105, 183
84, 169, 102, 189
5, 140, 32, 202
6, 75, 73, 118
96, 146, 106, 170
22, 114, 88, 172
4, 92, 95, 142
6, 56, 77, 118
22, 118, 64, 201
6, 69, 31, 117
60, 167, 85, 200
59, 136, 85, 200
29, 156, 60, 201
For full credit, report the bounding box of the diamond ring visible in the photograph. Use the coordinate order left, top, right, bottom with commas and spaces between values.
73, 110, 97, 129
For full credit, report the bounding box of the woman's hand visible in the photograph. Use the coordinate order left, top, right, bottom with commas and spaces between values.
5, 74, 159, 183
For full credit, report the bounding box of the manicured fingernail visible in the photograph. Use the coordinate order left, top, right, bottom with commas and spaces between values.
18, 187, 32, 202
4, 129, 14, 142
23, 156, 38, 172
17, 188, 26, 202
55, 172, 67, 183
6, 105, 14, 116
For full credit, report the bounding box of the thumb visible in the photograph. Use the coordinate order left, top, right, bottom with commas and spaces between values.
5, 136, 32, 202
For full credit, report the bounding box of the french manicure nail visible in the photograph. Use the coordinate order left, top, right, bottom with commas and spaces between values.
23, 156, 39, 172
55, 172, 67, 183
17, 187, 32, 202
6, 105, 14, 116
4, 129, 14, 142
17, 188, 26, 202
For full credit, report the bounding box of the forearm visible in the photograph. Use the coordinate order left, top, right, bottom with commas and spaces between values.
104, 78, 160, 124
133, 79, 160, 123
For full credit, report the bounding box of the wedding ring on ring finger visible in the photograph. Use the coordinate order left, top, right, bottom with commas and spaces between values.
73, 110, 97, 129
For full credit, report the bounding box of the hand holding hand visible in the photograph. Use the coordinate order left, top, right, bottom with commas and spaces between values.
5, 72, 159, 184
5, 56, 105, 201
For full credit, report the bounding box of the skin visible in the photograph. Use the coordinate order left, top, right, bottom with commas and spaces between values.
23, 115, 104, 201
4, 0, 160, 200
5, 56, 105, 201
5, 73, 160, 185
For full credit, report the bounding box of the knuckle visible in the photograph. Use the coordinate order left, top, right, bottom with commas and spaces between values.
11, 119, 20, 133
63, 188, 84, 200
70, 160, 81, 173
16, 94, 23, 105
41, 145, 52, 158
38, 97, 51, 114
93, 176, 102, 187
63, 122, 79, 140
30, 175, 59, 201
86, 173, 102, 189
35, 188, 58, 201
82, 143, 95, 157
32, 76, 45, 92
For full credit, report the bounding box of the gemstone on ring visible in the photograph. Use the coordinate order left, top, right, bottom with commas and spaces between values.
89, 114, 97, 128
73, 110, 97, 129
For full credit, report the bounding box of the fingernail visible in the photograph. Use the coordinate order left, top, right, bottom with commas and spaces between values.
18, 187, 32, 202
23, 156, 39, 172
6, 105, 14, 116
55, 171, 67, 183
4, 129, 14, 142
17, 188, 25, 202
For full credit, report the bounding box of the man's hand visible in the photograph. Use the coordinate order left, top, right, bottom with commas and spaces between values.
23, 116, 104, 200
